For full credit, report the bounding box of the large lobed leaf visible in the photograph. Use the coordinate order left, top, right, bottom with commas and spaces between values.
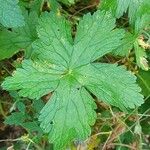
2, 10, 144, 149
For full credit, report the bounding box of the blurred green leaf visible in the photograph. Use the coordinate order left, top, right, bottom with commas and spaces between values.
0, 0, 25, 27
4, 112, 26, 125
112, 32, 135, 56
134, 41, 149, 71
22, 121, 43, 135
137, 70, 150, 97
0, 11, 38, 60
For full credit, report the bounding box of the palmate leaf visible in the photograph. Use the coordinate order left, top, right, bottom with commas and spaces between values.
0, 0, 25, 27
2, 11, 144, 149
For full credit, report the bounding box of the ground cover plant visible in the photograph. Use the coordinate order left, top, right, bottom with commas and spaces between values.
0, 0, 150, 150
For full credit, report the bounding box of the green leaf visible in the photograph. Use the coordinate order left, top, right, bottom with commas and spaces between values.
39, 79, 96, 149
116, 0, 131, 18
0, 30, 22, 60
48, 0, 60, 12
128, 0, 143, 24
112, 32, 136, 56
32, 12, 73, 68
109, 2, 150, 68
134, 41, 149, 71
70, 11, 124, 68
32, 99, 45, 113
129, 0, 150, 25
134, 14, 150, 35
136, 0, 150, 17
74, 63, 144, 111
58, 0, 76, 5
0, 11, 38, 60
22, 121, 43, 134
29, 0, 44, 13
137, 70, 150, 97
100, 0, 150, 25
4, 112, 25, 125
2, 11, 144, 149
0, 0, 25, 27
2, 59, 62, 99
100, 0, 117, 15
16, 101, 26, 113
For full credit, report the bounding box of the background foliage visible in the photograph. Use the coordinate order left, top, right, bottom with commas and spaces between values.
0, 0, 150, 150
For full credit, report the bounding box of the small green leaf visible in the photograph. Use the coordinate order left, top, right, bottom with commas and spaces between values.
134, 41, 149, 71
134, 14, 150, 35
100, 0, 150, 25
100, 0, 117, 15
116, 0, 131, 18
58, 0, 76, 5
0, 30, 24, 60
0, 11, 38, 60
29, 0, 44, 13
134, 123, 142, 135
0, 0, 25, 27
16, 101, 26, 113
128, 0, 143, 24
137, 70, 150, 97
48, 0, 60, 12
4, 112, 25, 125
136, 0, 150, 17
32, 99, 45, 113
22, 121, 43, 134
